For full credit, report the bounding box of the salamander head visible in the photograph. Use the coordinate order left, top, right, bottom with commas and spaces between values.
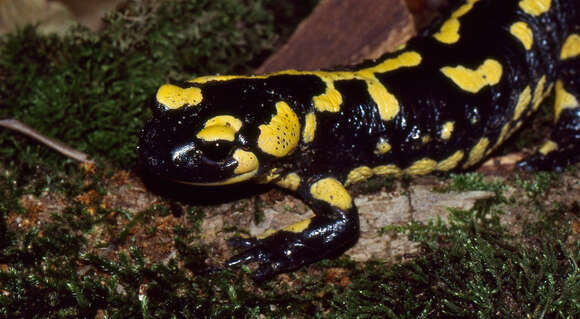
139, 82, 264, 186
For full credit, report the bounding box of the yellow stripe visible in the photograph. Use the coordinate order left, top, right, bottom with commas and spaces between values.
436, 151, 464, 171
433, 0, 480, 44
189, 52, 421, 120
345, 166, 374, 186
463, 138, 490, 168
405, 159, 437, 175
441, 59, 503, 93
513, 86, 532, 120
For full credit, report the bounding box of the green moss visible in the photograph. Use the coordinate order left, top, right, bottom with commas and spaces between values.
0, 0, 316, 193
439, 172, 505, 194
328, 205, 580, 318
356, 175, 396, 195
3, 172, 579, 317
515, 171, 560, 202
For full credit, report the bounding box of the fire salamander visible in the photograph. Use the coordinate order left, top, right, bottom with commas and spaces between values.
140, 0, 580, 279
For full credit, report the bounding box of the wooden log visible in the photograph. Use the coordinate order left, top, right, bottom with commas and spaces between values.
256, 0, 416, 74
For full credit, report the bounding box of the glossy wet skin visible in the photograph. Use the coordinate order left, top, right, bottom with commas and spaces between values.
139, 97, 260, 185
139, 0, 580, 279
140, 74, 328, 185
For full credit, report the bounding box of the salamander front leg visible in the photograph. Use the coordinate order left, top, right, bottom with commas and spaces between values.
518, 79, 580, 171
519, 45, 580, 171
227, 176, 359, 280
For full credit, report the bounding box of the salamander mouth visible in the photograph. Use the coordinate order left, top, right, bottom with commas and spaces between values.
139, 119, 259, 185
184, 147, 260, 185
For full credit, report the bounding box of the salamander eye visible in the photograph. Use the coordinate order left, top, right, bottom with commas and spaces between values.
198, 140, 235, 162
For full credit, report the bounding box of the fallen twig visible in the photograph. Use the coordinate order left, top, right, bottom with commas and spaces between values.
0, 118, 93, 163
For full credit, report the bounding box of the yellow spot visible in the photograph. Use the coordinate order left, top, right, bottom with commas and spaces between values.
257, 218, 313, 239
310, 178, 352, 211
436, 151, 465, 171
433, 0, 479, 44
258, 101, 301, 157
233, 149, 259, 175
513, 86, 532, 120
539, 140, 558, 155
405, 158, 437, 175
441, 121, 455, 140
374, 139, 392, 155
434, 19, 461, 44
441, 59, 503, 93
554, 80, 579, 121
463, 138, 490, 168
496, 123, 512, 146
510, 22, 534, 50
532, 75, 548, 111
303, 112, 317, 143
196, 125, 236, 142
519, 0, 551, 16
276, 173, 301, 191
156, 84, 202, 109
256, 169, 280, 184
561, 34, 580, 60
373, 165, 402, 176
345, 166, 374, 186
422, 135, 431, 144
202, 115, 242, 132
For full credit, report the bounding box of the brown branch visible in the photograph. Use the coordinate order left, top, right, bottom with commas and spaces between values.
0, 118, 93, 163
256, 0, 415, 73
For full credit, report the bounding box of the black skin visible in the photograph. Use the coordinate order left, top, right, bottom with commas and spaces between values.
140, 0, 580, 280
227, 174, 359, 279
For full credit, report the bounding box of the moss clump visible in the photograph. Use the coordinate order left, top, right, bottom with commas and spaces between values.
0, 0, 316, 192
3, 168, 579, 317
326, 204, 580, 318
438, 172, 505, 194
